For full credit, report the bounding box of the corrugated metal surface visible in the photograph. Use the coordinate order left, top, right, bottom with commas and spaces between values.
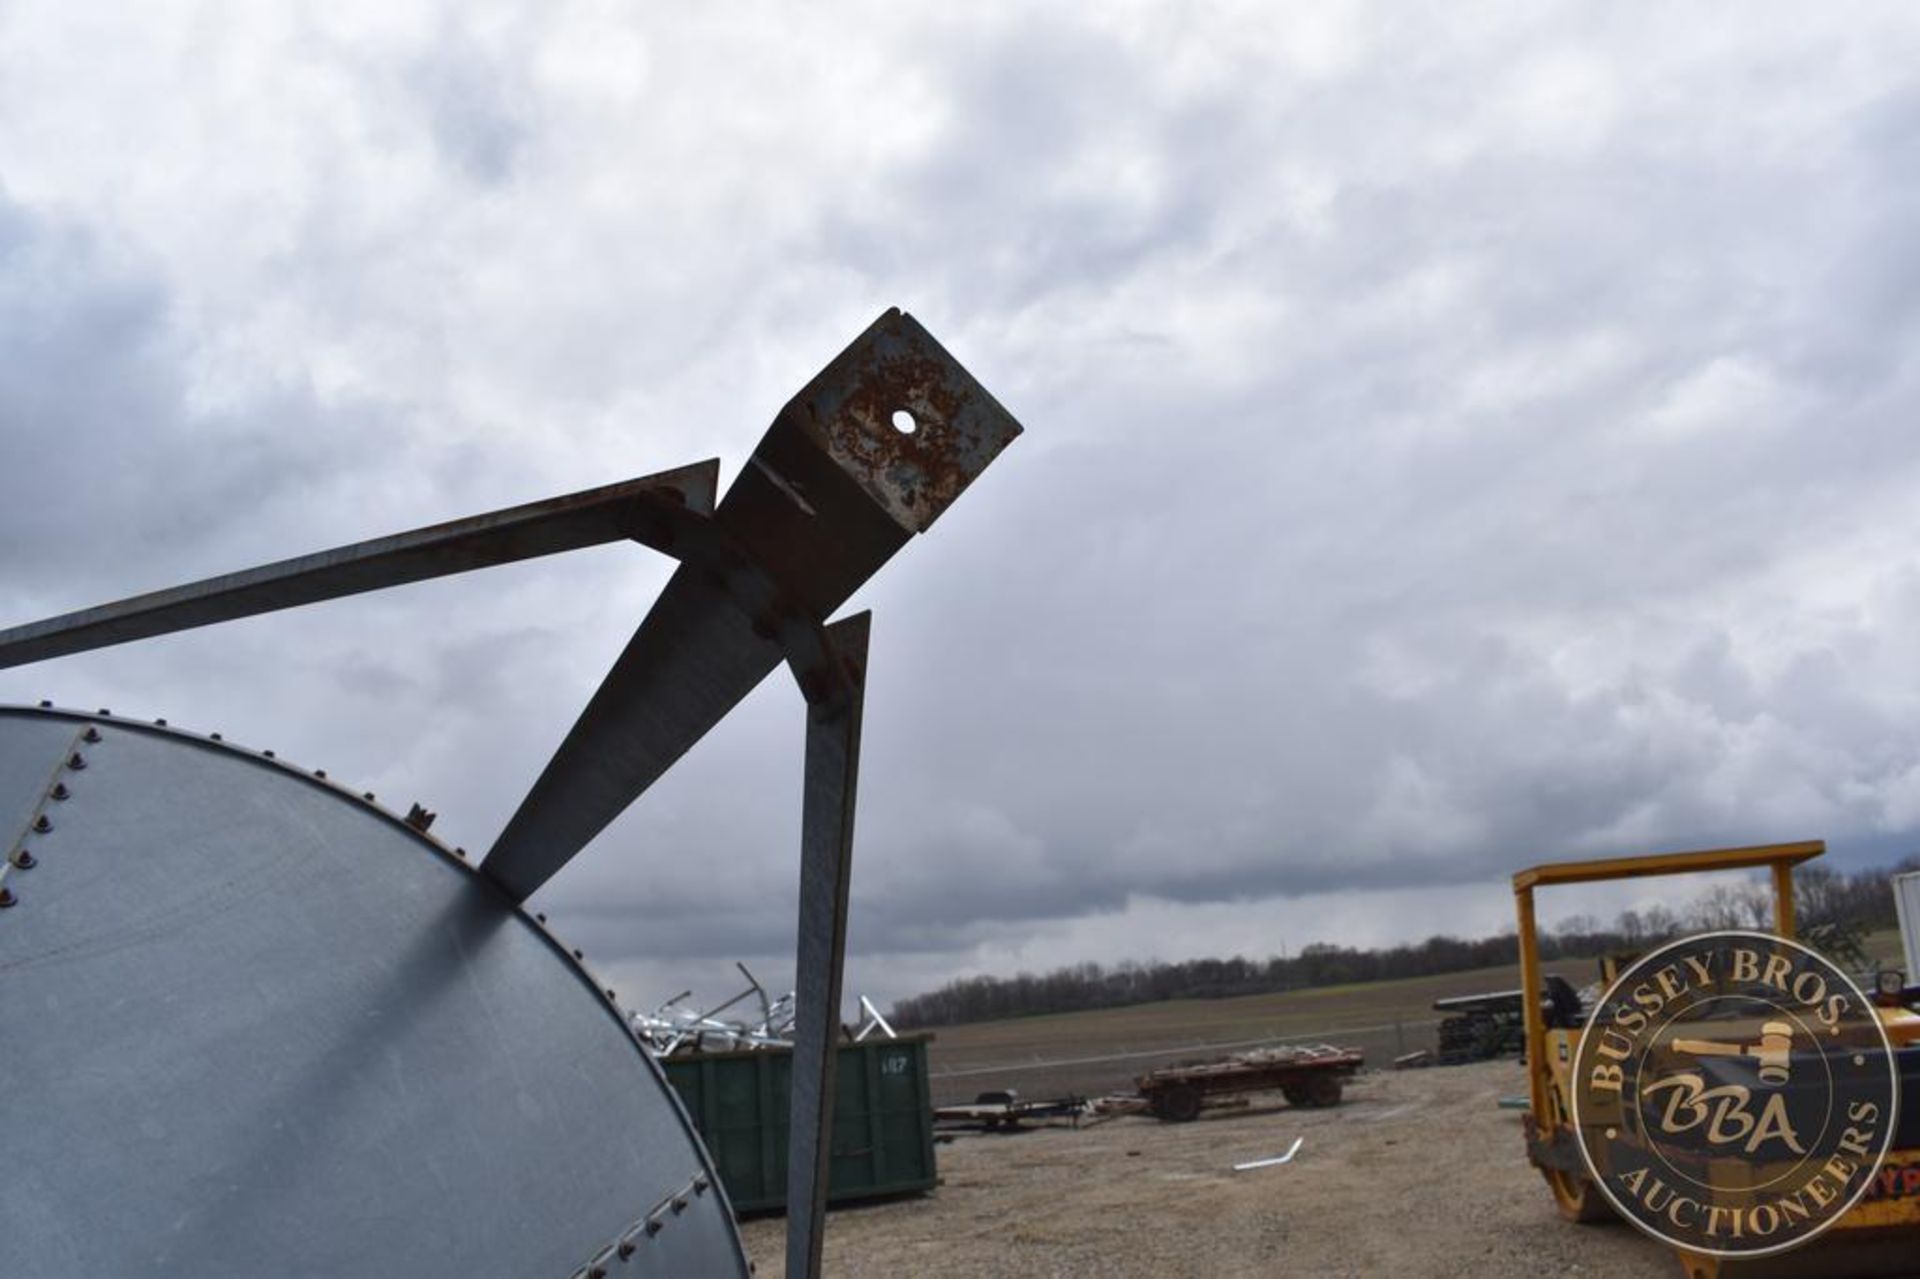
665, 1037, 937, 1213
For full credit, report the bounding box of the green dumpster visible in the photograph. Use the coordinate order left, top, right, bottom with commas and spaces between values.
661, 1035, 938, 1214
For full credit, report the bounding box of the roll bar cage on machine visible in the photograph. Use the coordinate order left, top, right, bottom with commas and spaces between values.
0, 309, 1023, 1279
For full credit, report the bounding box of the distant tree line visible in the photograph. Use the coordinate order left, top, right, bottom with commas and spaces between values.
888, 857, 1917, 1029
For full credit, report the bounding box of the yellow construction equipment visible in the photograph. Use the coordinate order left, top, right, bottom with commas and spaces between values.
1514, 841, 1920, 1277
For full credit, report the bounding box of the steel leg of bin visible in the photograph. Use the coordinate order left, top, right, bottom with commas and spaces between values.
785, 613, 869, 1279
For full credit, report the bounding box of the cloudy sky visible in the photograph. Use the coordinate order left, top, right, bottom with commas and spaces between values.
5, 2, 1920, 1012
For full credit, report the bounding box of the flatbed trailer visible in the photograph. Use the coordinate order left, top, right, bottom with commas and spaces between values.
932, 1092, 1090, 1132
1135, 1044, 1364, 1122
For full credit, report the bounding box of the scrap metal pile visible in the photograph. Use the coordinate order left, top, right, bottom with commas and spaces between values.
1423, 974, 1593, 1067
1431, 989, 1530, 1064
632, 963, 897, 1056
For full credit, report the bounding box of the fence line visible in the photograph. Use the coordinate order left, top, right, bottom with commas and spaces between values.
929, 1017, 1443, 1079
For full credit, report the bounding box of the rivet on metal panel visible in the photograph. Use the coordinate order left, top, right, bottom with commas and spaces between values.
82, 727, 101, 743
96, 708, 110, 716
671, 1196, 688, 1214
50, 783, 69, 801
644, 1219, 663, 1238
210, 732, 223, 741
10, 851, 34, 870
314, 770, 327, 780
617, 1240, 636, 1260
694, 1174, 710, 1195
571, 949, 584, 960
606, 989, 617, 1000
36, 699, 50, 708
263, 750, 275, 759
65, 753, 85, 771
32, 815, 51, 834
454, 847, 467, 860
154, 718, 167, 726
362, 792, 375, 802
0, 887, 15, 908
536, 913, 547, 924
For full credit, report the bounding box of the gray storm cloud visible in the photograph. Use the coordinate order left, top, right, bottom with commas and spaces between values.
4, 3, 1920, 1009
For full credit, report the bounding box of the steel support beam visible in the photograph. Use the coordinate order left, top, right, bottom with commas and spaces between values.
0, 465, 717, 669
784, 612, 869, 1279
480, 310, 1019, 901
0, 307, 1021, 906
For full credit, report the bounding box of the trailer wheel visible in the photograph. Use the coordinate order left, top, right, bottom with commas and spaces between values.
1543, 1168, 1616, 1224
1151, 1084, 1203, 1122
1285, 1076, 1343, 1108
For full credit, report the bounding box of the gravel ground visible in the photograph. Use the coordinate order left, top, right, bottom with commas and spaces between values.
739, 1059, 1681, 1277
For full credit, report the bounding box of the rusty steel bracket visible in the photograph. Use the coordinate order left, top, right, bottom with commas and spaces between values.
479, 308, 1021, 900
0, 307, 1022, 1279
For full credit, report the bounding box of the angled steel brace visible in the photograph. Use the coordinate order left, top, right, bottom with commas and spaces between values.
0, 308, 1018, 900
0, 465, 718, 669
480, 310, 1021, 901
783, 612, 868, 1279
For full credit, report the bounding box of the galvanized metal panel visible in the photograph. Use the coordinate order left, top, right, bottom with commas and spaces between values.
0, 713, 80, 868
0, 708, 749, 1279
1898, 870, 1920, 982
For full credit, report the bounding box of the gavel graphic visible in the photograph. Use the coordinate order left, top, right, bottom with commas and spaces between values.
1671, 1022, 1795, 1086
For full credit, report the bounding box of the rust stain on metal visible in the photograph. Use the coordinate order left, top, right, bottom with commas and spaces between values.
831, 351, 976, 520
790, 310, 1022, 533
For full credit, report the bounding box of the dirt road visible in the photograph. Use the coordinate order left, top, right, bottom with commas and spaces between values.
741, 1059, 1680, 1277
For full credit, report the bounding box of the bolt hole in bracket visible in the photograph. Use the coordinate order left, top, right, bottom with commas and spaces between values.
0, 308, 1023, 1279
